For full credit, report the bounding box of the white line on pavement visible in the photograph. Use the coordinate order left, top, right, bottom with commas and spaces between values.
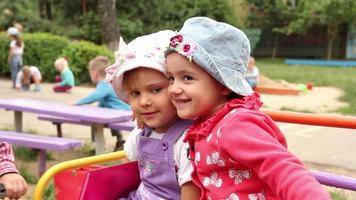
293, 126, 324, 138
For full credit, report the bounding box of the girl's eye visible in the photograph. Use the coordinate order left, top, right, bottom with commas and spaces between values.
183, 75, 193, 81
167, 76, 174, 82
152, 88, 162, 93
130, 91, 140, 97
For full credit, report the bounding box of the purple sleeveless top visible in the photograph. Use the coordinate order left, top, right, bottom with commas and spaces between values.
125, 119, 191, 200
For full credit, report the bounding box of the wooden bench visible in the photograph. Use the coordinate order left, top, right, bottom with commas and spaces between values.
38, 115, 136, 139
0, 130, 82, 176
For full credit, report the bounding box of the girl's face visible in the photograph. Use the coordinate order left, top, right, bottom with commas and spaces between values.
125, 68, 178, 133
167, 53, 229, 120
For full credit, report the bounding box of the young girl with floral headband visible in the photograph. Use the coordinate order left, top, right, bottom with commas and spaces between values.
165, 17, 330, 200
106, 30, 200, 199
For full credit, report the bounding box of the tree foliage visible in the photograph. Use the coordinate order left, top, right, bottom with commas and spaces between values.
1, 0, 239, 44
280, 0, 356, 59
246, 0, 295, 58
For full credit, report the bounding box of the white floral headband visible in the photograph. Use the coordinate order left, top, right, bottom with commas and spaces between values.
105, 37, 166, 83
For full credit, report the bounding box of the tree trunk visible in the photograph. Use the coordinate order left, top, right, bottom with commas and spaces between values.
38, 0, 46, 19
326, 25, 338, 60
97, 0, 120, 52
38, 0, 51, 20
82, 0, 87, 13
45, 0, 52, 20
272, 32, 280, 59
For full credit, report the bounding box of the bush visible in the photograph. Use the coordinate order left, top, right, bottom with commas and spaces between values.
0, 32, 113, 84
0, 32, 10, 75
62, 41, 114, 85
22, 33, 70, 81
0, 32, 69, 80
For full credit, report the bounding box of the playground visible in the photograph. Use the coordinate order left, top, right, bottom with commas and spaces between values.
1, 77, 356, 199
1, 1, 356, 199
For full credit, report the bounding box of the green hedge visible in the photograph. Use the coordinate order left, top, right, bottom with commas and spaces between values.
0, 32, 113, 85
0, 32, 69, 80
0, 33, 9, 75
23, 33, 70, 81
62, 41, 114, 84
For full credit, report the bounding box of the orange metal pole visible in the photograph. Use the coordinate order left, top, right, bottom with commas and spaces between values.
263, 110, 356, 129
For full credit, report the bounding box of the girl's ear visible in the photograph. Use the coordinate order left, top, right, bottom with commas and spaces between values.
221, 86, 232, 96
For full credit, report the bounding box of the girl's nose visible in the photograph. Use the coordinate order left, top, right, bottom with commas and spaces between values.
168, 82, 183, 95
139, 95, 151, 106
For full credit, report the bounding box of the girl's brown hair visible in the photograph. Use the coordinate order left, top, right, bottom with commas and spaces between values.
11, 34, 23, 47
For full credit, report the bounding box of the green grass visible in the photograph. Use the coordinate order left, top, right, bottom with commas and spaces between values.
257, 59, 356, 115
19, 166, 37, 184
14, 147, 54, 161
15, 147, 39, 161
329, 191, 348, 200
44, 182, 56, 200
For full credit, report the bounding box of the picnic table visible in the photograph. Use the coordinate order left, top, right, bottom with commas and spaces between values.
0, 98, 132, 154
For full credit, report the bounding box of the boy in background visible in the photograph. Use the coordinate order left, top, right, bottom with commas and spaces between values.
15, 65, 42, 92
75, 56, 130, 150
245, 56, 260, 90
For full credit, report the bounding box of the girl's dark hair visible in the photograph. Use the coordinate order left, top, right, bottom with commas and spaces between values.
227, 92, 244, 100
12, 35, 23, 47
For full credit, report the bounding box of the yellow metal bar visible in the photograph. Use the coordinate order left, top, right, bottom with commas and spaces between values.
33, 151, 126, 200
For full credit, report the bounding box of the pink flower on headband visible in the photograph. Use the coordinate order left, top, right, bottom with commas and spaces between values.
126, 52, 136, 59
169, 34, 196, 62
170, 35, 183, 48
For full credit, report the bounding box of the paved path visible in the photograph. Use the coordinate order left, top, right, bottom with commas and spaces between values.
279, 123, 356, 170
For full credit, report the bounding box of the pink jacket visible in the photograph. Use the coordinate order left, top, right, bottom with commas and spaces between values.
185, 93, 330, 200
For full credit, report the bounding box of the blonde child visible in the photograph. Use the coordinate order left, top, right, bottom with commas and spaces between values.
53, 57, 75, 92
165, 17, 330, 200
106, 30, 200, 199
7, 27, 24, 89
246, 56, 260, 89
0, 142, 28, 199
75, 55, 130, 150
15, 65, 42, 92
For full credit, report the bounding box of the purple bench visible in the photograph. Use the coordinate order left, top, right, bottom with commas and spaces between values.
0, 130, 82, 176
312, 170, 356, 191
38, 115, 135, 141
38, 115, 91, 138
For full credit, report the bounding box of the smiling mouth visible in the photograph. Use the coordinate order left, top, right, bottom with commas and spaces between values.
141, 111, 158, 116
173, 99, 191, 104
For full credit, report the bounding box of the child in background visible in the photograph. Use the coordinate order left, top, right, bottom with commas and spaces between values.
75, 55, 130, 151
15, 65, 42, 92
106, 30, 200, 199
166, 17, 330, 200
245, 56, 260, 90
7, 27, 24, 89
53, 57, 75, 92
0, 142, 28, 199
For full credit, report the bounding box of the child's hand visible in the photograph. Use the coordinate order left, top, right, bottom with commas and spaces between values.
131, 114, 145, 129
0, 173, 28, 199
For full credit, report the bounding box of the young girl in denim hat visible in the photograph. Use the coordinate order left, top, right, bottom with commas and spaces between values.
106, 30, 200, 199
166, 17, 330, 200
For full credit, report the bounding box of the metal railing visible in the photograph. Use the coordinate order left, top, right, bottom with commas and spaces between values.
33, 151, 126, 200
33, 110, 356, 199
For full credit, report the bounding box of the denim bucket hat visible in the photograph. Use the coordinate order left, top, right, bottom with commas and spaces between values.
167, 17, 253, 96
